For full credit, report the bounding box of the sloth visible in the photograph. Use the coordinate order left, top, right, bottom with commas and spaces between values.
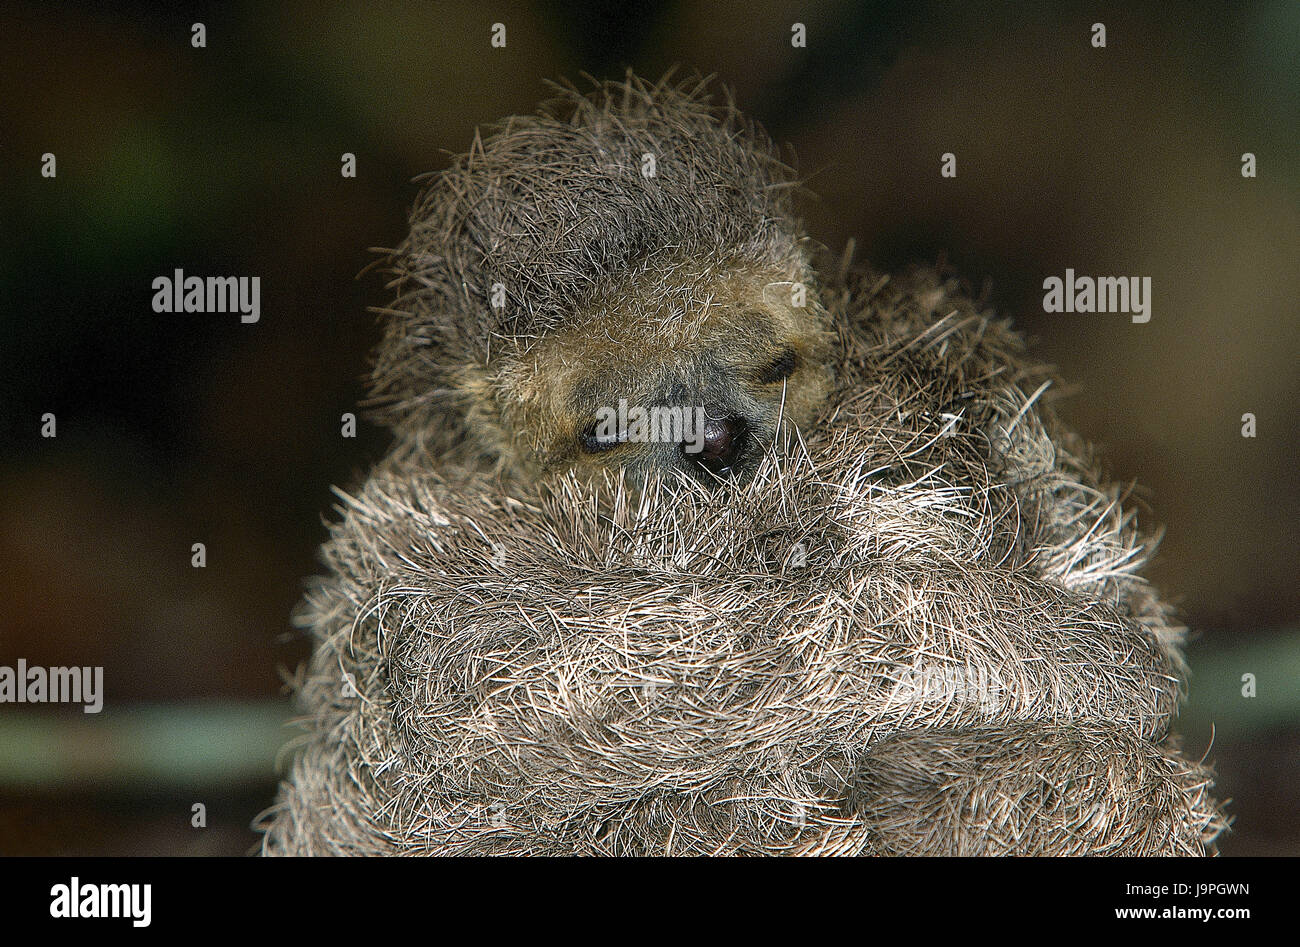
260, 73, 1226, 855
368, 73, 833, 485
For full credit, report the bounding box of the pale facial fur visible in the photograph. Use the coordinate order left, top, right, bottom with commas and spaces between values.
467, 256, 834, 483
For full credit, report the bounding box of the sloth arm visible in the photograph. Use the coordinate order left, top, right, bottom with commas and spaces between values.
845, 722, 1225, 856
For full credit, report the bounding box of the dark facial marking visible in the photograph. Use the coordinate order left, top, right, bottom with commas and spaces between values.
579, 420, 624, 454
755, 347, 798, 385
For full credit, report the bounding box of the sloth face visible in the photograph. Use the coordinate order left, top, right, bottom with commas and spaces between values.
491, 258, 834, 484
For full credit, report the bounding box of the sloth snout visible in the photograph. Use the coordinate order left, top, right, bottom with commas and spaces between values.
684, 414, 749, 478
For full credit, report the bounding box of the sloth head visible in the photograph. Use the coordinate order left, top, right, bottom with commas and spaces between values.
370, 72, 833, 484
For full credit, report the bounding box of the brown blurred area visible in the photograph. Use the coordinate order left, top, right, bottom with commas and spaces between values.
0, 0, 1295, 855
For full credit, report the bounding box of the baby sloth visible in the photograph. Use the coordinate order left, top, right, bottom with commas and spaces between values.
370, 74, 832, 483
262, 73, 1226, 856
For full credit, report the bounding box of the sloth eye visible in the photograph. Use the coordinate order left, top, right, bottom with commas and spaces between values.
579, 420, 624, 453
756, 348, 798, 384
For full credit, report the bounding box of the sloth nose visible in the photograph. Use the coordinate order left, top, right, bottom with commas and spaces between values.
686, 415, 749, 477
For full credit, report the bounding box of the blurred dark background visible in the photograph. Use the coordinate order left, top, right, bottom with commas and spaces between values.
1, 0, 1296, 855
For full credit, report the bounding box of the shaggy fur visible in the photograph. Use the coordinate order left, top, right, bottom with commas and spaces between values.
369, 72, 826, 480
259, 75, 1225, 855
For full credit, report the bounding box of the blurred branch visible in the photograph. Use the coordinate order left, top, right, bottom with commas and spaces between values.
1178, 628, 1300, 741
0, 701, 291, 791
